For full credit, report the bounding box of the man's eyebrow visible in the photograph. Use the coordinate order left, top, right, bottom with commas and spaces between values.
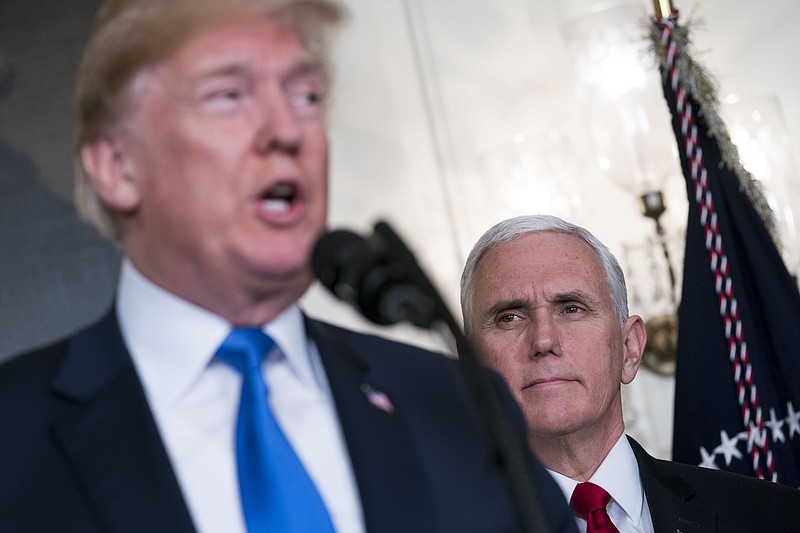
485, 298, 529, 317
189, 61, 253, 83
550, 290, 601, 308
187, 56, 326, 85
286, 58, 327, 79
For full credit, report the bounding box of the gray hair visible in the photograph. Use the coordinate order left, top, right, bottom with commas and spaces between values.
74, 0, 346, 241
460, 214, 629, 334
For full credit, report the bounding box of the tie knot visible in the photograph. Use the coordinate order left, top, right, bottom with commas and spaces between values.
570, 482, 612, 519
215, 328, 276, 376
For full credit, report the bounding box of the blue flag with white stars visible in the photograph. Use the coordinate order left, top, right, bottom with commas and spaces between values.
654, 11, 800, 487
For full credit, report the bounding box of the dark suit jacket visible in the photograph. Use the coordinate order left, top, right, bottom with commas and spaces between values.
0, 310, 575, 533
629, 436, 800, 532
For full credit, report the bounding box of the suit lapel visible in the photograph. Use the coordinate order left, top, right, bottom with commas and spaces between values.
50, 311, 195, 533
628, 436, 716, 533
307, 319, 437, 532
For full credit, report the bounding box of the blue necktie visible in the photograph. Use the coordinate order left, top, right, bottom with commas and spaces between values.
215, 328, 335, 532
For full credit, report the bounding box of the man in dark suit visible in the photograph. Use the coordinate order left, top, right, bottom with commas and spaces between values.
0, 1, 575, 532
460, 214, 800, 532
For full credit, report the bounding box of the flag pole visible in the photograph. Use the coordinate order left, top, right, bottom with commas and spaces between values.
652, 0, 673, 18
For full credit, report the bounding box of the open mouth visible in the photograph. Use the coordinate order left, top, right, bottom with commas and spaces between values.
260, 182, 298, 213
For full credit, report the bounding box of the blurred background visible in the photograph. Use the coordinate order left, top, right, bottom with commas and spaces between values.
2, 0, 799, 459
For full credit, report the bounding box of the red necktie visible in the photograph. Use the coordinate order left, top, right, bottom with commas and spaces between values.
570, 482, 620, 533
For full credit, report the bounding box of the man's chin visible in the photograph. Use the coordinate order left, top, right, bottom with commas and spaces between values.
527, 412, 584, 439
255, 263, 312, 287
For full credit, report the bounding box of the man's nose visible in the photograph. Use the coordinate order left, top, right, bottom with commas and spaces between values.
254, 90, 302, 155
528, 314, 559, 358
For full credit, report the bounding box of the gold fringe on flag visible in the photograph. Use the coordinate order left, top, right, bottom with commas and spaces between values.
644, 11, 781, 249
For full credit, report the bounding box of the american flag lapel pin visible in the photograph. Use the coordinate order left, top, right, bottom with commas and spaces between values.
361, 383, 394, 414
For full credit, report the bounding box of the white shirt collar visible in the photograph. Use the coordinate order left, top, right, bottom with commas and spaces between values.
548, 434, 646, 528
116, 259, 322, 410
589, 434, 645, 527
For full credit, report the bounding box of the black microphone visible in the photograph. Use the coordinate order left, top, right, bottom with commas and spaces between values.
311, 227, 435, 327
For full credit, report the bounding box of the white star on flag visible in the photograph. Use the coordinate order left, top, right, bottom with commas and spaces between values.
766, 408, 786, 443
746, 423, 768, 454
713, 429, 743, 466
698, 447, 719, 469
787, 402, 800, 439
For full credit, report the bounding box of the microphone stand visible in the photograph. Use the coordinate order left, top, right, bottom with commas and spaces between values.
371, 222, 552, 533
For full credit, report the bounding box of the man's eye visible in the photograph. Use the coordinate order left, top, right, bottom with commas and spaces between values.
299, 91, 319, 104
191, 75, 252, 110
499, 313, 520, 323
216, 89, 242, 100
196, 85, 249, 113
564, 305, 583, 314
290, 89, 324, 115
205, 84, 248, 102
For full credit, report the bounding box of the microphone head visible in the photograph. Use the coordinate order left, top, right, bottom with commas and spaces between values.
311, 229, 371, 296
311, 225, 437, 327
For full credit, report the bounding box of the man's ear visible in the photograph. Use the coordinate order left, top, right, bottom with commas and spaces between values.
80, 134, 141, 212
620, 315, 647, 385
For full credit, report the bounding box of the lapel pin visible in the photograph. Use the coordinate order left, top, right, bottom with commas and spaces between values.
361, 383, 394, 414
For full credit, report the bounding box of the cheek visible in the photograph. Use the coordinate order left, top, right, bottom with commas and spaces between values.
602, 335, 625, 377
150, 100, 251, 162
479, 336, 525, 383
303, 129, 329, 171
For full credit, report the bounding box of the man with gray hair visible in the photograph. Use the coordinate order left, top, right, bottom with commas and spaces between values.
0, 2, 575, 532
460, 214, 800, 532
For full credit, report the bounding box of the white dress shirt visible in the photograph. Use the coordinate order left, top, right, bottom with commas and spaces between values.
548, 434, 655, 533
116, 259, 365, 533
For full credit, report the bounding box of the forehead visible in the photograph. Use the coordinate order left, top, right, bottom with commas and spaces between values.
151, 15, 317, 80
481, 231, 600, 267
474, 231, 607, 295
